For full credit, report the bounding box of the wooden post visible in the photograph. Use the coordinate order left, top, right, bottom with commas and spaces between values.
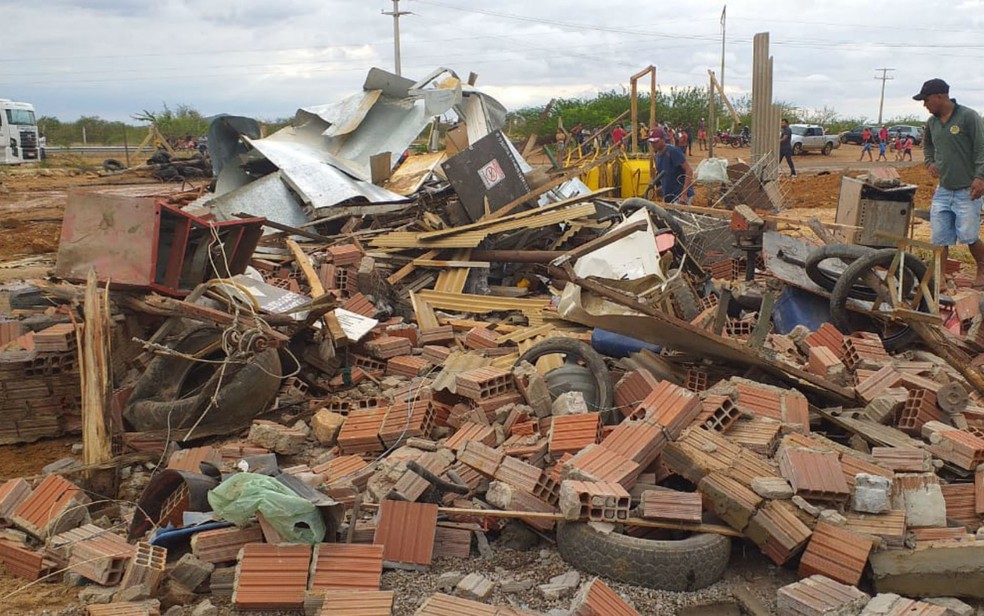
708, 71, 716, 158
79, 269, 117, 496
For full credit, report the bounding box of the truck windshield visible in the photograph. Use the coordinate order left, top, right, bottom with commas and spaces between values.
5, 109, 36, 126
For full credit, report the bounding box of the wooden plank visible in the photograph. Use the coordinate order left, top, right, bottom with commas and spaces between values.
286, 239, 326, 298
387, 249, 440, 285
413, 259, 491, 269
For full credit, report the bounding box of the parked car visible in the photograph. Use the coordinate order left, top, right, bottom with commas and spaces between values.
888, 125, 923, 146
789, 124, 839, 155
839, 126, 880, 145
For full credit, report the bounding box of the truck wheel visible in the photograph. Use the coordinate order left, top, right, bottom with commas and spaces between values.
556, 521, 731, 591
840, 134, 848, 144
822, 142, 833, 155
792, 143, 803, 155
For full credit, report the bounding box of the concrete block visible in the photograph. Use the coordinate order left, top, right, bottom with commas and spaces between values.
750, 477, 793, 500
893, 473, 947, 528
552, 391, 589, 416
247, 419, 307, 454
168, 553, 214, 591
310, 409, 346, 446
456, 572, 494, 600
922, 597, 975, 616
853, 473, 892, 514
191, 599, 219, 616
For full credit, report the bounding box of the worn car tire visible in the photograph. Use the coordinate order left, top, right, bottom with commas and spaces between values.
102, 158, 125, 172
829, 248, 930, 352
123, 327, 282, 439
805, 244, 877, 295
516, 338, 613, 413
822, 142, 833, 155
792, 143, 803, 155
619, 198, 686, 240
556, 522, 730, 591
666, 271, 702, 321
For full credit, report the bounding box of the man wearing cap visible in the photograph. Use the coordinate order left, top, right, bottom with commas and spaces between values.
650, 136, 694, 204
915, 78, 984, 288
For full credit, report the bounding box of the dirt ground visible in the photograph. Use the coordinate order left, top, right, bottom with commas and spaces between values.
0, 145, 963, 615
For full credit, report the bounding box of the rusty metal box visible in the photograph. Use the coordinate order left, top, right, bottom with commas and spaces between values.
834, 176, 916, 247
55, 190, 264, 296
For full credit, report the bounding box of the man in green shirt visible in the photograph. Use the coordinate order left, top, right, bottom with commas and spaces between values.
915, 78, 984, 288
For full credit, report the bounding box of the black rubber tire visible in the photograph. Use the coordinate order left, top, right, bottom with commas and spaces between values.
123, 327, 282, 439
102, 158, 125, 172
666, 271, 701, 320
792, 143, 803, 155
556, 521, 730, 591
822, 142, 833, 155
618, 198, 687, 240
805, 244, 877, 295
829, 248, 930, 352
516, 338, 614, 413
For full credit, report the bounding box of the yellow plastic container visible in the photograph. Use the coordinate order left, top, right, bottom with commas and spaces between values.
620, 159, 652, 198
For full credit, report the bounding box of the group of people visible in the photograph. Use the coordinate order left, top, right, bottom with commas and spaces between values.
858, 126, 914, 162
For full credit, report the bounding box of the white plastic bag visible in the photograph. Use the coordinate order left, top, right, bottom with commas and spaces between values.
695, 158, 730, 184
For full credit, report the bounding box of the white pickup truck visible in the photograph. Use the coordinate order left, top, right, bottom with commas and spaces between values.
789, 124, 840, 156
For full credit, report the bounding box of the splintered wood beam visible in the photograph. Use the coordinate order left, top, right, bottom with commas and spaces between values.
286, 239, 326, 298
79, 269, 116, 495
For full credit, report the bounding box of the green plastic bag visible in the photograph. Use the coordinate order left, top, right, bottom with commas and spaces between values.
207, 473, 326, 544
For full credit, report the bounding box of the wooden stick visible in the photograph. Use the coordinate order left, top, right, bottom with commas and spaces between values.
357, 502, 743, 538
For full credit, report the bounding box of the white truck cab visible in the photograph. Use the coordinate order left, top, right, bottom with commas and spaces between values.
0, 100, 39, 164
789, 123, 839, 156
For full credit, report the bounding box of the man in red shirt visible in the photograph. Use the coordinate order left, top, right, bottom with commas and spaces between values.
611, 124, 627, 148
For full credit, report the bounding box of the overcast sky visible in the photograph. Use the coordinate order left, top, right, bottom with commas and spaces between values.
3, 0, 984, 125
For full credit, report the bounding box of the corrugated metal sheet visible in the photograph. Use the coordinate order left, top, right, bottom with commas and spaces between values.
798, 521, 874, 586
778, 448, 850, 501
319, 589, 394, 616
309, 543, 383, 591
373, 500, 438, 566
234, 543, 312, 610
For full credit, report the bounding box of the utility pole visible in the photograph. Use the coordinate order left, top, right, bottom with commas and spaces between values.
720, 5, 726, 95
382, 0, 412, 76
875, 67, 895, 125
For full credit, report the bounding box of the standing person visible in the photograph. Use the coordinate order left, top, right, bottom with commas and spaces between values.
685, 125, 694, 155
859, 127, 874, 161
895, 135, 904, 161
650, 137, 694, 204
877, 129, 888, 161
697, 117, 707, 151
879, 125, 889, 145
677, 127, 690, 155
779, 118, 796, 177
915, 78, 984, 288
638, 123, 649, 153
38, 133, 47, 161
904, 135, 914, 161
611, 124, 627, 148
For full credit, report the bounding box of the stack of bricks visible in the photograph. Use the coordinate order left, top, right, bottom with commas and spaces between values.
696, 395, 742, 433
842, 334, 890, 371
385, 355, 432, 379
32, 323, 77, 353
613, 370, 662, 415
463, 326, 499, 350
418, 326, 454, 346
328, 243, 363, 267
0, 350, 82, 445
630, 381, 700, 440
420, 345, 451, 365
377, 400, 435, 448
639, 489, 702, 524
336, 407, 389, 454
802, 322, 845, 359
364, 336, 412, 360
549, 413, 602, 456
454, 367, 515, 401
558, 480, 631, 521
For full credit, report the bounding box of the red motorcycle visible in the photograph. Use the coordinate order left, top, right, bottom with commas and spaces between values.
714, 130, 750, 148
